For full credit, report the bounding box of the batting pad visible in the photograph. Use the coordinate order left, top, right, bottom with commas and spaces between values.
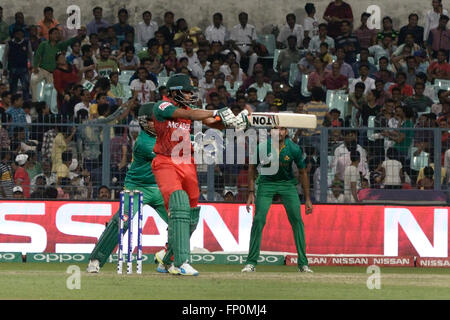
168, 190, 191, 267
89, 210, 121, 267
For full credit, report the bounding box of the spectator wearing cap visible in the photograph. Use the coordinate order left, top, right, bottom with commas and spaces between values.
223, 186, 238, 202
8, 12, 29, 39
12, 186, 24, 199
399, 13, 425, 47
277, 13, 304, 49
427, 48, 450, 81
323, 0, 354, 39
424, 0, 449, 42
2, 27, 32, 101
13, 154, 30, 198
427, 14, 450, 58
327, 179, 344, 203
37, 7, 61, 40
87, 7, 110, 36
308, 23, 335, 54
113, 8, 134, 43
205, 12, 228, 45
0, 149, 14, 198
136, 11, 158, 47
354, 12, 377, 49
304, 3, 319, 39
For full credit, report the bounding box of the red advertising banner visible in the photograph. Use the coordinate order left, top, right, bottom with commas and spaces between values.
0, 201, 448, 257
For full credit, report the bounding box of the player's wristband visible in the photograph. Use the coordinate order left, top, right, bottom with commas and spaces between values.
248, 190, 255, 193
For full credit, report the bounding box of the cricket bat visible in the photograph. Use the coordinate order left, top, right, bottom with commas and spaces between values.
248, 112, 317, 129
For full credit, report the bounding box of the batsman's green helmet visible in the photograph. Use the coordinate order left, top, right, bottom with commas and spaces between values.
166, 73, 196, 92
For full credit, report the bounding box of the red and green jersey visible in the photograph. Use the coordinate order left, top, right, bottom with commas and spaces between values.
152, 97, 193, 158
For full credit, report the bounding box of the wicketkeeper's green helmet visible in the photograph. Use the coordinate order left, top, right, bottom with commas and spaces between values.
138, 103, 156, 135
166, 73, 198, 105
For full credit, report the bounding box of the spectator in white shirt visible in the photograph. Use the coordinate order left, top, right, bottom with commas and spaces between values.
136, 11, 159, 47
198, 69, 215, 101
349, 64, 376, 95
380, 147, 404, 189
229, 12, 258, 76
277, 13, 304, 49
249, 70, 273, 102
119, 46, 140, 71
179, 38, 200, 70
344, 150, 361, 203
333, 130, 369, 180
130, 67, 156, 104
308, 23, 335, 54
205, 12, 228, 45
424, 0, 449, 41
304, 3, 319, 39
327, 179, 345, 203
219, 51, 237, 76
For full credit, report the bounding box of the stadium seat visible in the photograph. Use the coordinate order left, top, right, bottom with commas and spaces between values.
158, 76, 169, 88
42, 84, 58, 114
300, 73, 311, 97
119, 70, 135, 85
257, 34, 275, 59
0, 44, 5, 63
410, 147, 430, 171
273, 49, 281, 72
134, 43, 143, 53
367, 115, 376, 142
36, 80, 46, 102
433, 79, 450, 97
174, 47, 184, 58
288, 63, 299, 87
326, 90, 348, 116
121, 85, 132, 99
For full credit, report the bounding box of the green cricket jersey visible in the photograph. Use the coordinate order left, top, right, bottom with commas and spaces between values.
256, 138, 306, 184
124, 130, 157, 186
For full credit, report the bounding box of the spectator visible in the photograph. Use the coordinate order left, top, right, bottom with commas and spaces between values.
128, 58, 159, 88
136, 11, 158, 47
74, 44, 97, 74
428, 15, 450, 59
405, 82, 434, 113
229, 12, 258, 76
304, 3, 319, 39
276, 35, 301, 73
109, 72, 125, 99
344, 150, 361, 203
374, 56, 395, 84
322, 61, 348, 90
66, 40, 82, 64
179, 38, 200, 69
13, 153, 30, 198
56, 177, 72, 199
349, 64, 376, 95
388, 72, 414, 98
0, 148, 13, 198
205, 12, 228, 45
30, 160, 55, 191
53, 52, 83, 111
377, 16, 399, 45
31, 28, 83, 102
327, 108, 344, 127
392, 32, 421, 59
347, 82, 366, 124
308, 23, 335, 54
158, 11, 176, 45
307, 57, 327, 91
399, 13, 425, 47
335, 20, 360, 64
6, 94, 27, 136
357, 89, 382, 127
333, 130, 369, 180
424, 0, 449, 42
86, 7, 110, 36
130, 67, 156, 104
319, 42, 333, 64
296, 51, 316, 87
227, 62, 246, 85
2, 28, 32, 101
37, 7, 61, 40
113, 8, 134, 43
381, 147, 404, 189
352, 48, 377, 78
173, 18, 202, 48
198, 69, 215, 101
12, 186, 24, 199
277, 13, 304, 49
96, 44, 119, 78
323, 0, 354, 39
417, 166, 435, 189
394, 55, 418, 87
54, 150, 72, 184
119, 46, 140, 71
302, 87, 328, 149
354, 12, 377, 49
325, 47, 354, 78
249, 70, 272, 102
328, 179, 345, 203
25, 151, 42, 182
29, 25, 43, 53
369, 33, 396, 64
97, 185, 111, 200
8, 12, 29, 38
51, 124, 76, 173
427, 48, 450, 81
414, 50, 431, 74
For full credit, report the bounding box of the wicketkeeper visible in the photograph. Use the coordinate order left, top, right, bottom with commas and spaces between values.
86, 103, 169, 273
152, 73, 248, 276
242, 126, 314, 273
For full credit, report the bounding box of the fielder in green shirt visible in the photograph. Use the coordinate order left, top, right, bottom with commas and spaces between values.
242, 127, 314, 273
86, 103, 169, 273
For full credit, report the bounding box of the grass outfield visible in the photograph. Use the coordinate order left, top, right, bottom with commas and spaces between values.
0, 263, 449, 300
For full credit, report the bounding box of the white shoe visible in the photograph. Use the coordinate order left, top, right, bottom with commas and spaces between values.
179, 262, 199, 276
241, 264, 255, 272
168, 264, 181, 275
299, 265, 313, 273
86, 259, 100, 273
156, 263, 169, 274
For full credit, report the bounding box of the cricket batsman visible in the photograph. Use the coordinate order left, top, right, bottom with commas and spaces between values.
242, 126, 314, 273
151, 73, 247, 276
86, 103, 169, 273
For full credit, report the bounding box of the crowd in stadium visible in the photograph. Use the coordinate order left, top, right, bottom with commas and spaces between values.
0, 0, 449, 202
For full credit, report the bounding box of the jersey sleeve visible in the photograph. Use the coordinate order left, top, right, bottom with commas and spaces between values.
153, 101, 177, 122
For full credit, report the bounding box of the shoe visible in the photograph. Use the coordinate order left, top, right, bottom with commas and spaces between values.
154, 248, 167, 264
241, 264, 255, 272
299, 265, 313, 273
179, 262, 199, 276
86, 259, 100, 273
156, 263, 169, 274
168, 264, 181, 275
